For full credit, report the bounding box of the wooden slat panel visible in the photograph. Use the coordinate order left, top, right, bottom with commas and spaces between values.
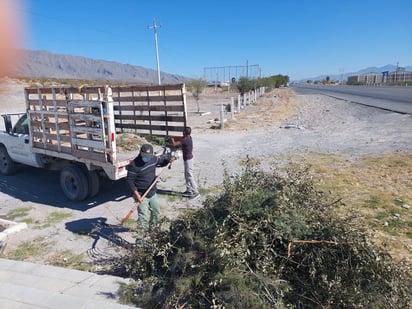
32, 141, 72, 153
32, 132, 71, 143
114, 105, 185, 112
72, 149, 106, 162
69, 100, 102, 108
72, 138, 105, 149
29, 111, 68, 117
115, 114, 185, 122
112, 84, 183, 93
31, 121, 70, 131
25, 84, 182, 95
27, 99, 69, 108
59, 135, 71, 143
112, 95, 183, 102
27, 84, 187, 156
25, 87, 69, 95
55, 122, 70, 131
71, 126, 104, 135
69, 114, 101, 122
116, 123, 185, 132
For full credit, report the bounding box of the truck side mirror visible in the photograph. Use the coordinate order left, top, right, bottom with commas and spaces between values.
2, 115, 12, 133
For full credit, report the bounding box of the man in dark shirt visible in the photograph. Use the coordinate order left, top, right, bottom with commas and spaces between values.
169, 126, 199, 199
126, 143, 174, 238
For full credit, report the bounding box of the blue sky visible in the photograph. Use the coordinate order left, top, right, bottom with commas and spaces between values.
15, 0, 412, 81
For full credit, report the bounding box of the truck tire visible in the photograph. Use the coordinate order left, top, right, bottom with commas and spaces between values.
0, 145, 17, 175
86, 170, 100, 198
60, 164, 89, 201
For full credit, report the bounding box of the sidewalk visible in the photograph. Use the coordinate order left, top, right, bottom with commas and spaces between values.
0, 258, 139, 309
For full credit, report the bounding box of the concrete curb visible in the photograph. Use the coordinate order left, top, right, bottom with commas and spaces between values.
0, 218, 28, 252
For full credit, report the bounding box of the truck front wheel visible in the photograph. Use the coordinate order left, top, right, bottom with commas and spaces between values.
60, 164, 89, 201
0, 145, 17, 175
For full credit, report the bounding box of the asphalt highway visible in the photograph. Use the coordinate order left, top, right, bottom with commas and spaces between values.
290, 84, 412, 114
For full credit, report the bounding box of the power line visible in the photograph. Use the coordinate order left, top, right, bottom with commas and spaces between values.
18, 8, 150, 46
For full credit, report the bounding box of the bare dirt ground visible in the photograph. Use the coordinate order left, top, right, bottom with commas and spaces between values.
0, 78, 411, 270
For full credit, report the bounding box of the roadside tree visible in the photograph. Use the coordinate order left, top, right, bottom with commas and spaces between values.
186, 78, 207, 113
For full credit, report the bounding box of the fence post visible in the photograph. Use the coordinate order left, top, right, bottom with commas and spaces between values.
230, 97, 235, 119
219, 104, 225, 129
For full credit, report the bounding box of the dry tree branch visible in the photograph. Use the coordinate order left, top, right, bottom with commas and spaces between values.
287, 240, 338, 258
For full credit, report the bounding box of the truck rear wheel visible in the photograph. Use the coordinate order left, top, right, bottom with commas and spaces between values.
0, 145, 17, 175
87, 170, 100, 198
60, 164, 89, 201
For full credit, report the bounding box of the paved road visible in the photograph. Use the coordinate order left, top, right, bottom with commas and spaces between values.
290, 84, 412, 114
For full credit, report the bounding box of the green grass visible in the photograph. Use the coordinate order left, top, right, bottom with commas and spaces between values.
376, 211, 389, 220
122, 218, 136, 229
165, 194, 180, 202
393, 197, 404, 206
34, 211, 72, 229
365, 195, 381, 209
199, 185, 220, 196
387, 218, 408, 229
5, 237, 49, 260
6, 207, 32, 220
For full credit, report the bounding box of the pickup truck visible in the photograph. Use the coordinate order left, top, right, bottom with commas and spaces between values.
0, 83, 187, 201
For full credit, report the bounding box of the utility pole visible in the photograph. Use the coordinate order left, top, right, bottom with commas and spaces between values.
339, 68, 344, 85
148, 18, 161, 85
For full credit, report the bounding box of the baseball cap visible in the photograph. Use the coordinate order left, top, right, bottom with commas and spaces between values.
140, 143, 153, 159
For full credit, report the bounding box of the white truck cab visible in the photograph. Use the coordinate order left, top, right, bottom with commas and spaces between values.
0, 113, 46, 175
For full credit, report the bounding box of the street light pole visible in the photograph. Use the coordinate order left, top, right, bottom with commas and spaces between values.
148, 18, 161, 85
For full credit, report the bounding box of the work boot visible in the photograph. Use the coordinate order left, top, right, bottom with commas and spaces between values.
181, 190, 192, 197
188, 192, 200, 200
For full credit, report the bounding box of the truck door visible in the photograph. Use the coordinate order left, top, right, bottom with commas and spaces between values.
5, 114, 35, 165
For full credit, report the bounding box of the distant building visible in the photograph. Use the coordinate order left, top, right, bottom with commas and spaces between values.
386, 70, 412, 83
347, 73, 383, 85
347, 70, 412, 85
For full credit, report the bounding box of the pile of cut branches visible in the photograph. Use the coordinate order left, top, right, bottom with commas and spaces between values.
115, 160, 411, 308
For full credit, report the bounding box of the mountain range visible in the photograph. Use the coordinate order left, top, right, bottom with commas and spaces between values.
10, 49, 187, 84
9, 49, 411, 84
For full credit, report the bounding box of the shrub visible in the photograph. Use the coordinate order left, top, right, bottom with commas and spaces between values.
115, 159, 411, 308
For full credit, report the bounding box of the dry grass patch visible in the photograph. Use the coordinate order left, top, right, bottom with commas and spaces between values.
225, 88, 300, 130
293, 151, 412, 265
46, 250, 92, 271
4, 237, 50, 261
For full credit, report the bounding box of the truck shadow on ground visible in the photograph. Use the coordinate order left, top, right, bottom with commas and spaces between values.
0, 166, 131, 211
